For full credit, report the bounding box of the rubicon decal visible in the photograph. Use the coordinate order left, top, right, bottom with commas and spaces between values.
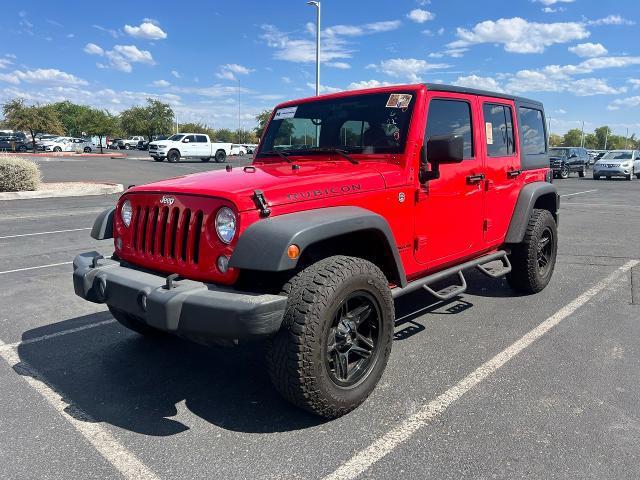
159, 195, 175, 205
286, 184, 362, 201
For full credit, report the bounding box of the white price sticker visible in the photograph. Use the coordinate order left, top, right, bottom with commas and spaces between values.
273, 106, 298, 120
485, 122, 493, 145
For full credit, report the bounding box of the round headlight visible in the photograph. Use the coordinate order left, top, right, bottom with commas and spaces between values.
121, 200, 132, 227
215, 207, 236, 244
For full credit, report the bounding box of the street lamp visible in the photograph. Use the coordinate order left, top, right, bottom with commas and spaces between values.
307, 1, 321, 96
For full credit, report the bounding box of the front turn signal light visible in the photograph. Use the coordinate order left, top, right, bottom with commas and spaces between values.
287, 244, 300, 259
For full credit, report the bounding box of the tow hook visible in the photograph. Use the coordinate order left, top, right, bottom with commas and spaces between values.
253, 190, 271, 217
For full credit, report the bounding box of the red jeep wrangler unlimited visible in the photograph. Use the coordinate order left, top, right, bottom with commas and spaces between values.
73, 84, 558, 418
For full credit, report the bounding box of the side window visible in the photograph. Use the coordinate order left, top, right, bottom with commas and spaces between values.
196, 135, 207, 143
185, 135, 196, 143
425, 99, 474, 159
482, 103, 515, 157
518, 107, 546, 155
339, 120, 369, 147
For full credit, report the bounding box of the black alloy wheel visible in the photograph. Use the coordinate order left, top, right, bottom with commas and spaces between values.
325, 291, 381, 388
536, 227, 554, 277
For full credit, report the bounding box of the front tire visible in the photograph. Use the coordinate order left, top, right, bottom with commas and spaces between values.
84, 147, 92, 153
108, 306, 162, 337
53, 146, 62, 152
167, 150, 180, 163
267, 256, 394, 418
578, 165, 585, 177
593, 173, 600, 180
507, 209, 557, 294
559, 164, 569, 179
153, 156, 165, 162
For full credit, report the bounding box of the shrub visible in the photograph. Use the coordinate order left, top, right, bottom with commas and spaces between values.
0, 155, 41, 192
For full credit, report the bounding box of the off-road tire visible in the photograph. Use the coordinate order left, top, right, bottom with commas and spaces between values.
108, 305, 162, 336
507, 209, 557, 294
267, 255, 394, 418
167, 149, 180, 163
215, 150, 226, 163
578, 165, 585, 177
559, 164, 569, 179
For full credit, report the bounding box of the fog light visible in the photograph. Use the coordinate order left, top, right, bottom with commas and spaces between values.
217, 255, 230, 273
287, 244, 300, 259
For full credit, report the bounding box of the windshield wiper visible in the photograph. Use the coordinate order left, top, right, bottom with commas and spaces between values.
307, 147, 358, 164
262, 150, 292, 163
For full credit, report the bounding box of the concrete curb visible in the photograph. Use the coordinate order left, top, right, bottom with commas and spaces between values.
1, 152, 127, 158
0, 182, 124, 201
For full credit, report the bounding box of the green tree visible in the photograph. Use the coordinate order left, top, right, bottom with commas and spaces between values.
80, 108, 120, 154
51, 101, 92, 137
120, 98, 174, 142
583, 133, 597, 149
177, 122, 212, 134
2, 99, 64, 152
213, 128, 234, 142
562, 129, 583, 147
548, 133, 563, 147
594, 126, 612, 149
254, 109, 272, 139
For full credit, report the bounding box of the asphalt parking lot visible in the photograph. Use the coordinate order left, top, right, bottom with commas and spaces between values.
1, 156, 639, 479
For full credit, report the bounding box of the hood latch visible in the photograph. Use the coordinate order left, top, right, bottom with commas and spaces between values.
252, 190, 271, 217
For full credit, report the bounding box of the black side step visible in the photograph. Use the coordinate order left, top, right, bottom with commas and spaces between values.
392, 250, 509, 300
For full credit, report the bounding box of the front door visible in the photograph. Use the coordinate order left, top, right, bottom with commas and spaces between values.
414, 93, 485, 267
182, 135, 197, 157
479, 99, 521, 244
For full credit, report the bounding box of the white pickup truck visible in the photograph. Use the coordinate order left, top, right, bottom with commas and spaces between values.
148, 133, 232, 163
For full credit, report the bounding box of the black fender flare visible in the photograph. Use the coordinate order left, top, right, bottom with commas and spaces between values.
91, 207, 115, 240
229, 206, 407, 286
505, 182, 559, 244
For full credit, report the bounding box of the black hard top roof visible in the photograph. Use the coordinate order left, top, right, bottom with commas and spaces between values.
423, 83, 543, 108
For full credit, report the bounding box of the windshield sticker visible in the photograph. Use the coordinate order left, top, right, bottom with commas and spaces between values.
485, 122, 494, 145
386, 94, 412, 109
273, 106, 298, 120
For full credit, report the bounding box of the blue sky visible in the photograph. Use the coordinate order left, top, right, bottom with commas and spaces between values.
1, 0, 638, 135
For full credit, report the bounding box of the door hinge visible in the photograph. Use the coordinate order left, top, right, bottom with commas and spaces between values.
252, 190, 271, 217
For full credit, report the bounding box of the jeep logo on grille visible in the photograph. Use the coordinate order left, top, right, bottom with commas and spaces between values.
160, 196, 175, 206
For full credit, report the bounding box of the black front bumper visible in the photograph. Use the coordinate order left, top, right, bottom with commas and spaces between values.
73, 252, 287, 343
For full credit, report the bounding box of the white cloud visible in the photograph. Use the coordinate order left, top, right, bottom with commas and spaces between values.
368, 58, 450, 82
83, 43, 104, 56
347, 79, 392, 90
453, 75, 504, 92
542, 7, 566, 13
324, 21, 401, 36
555, 109, 567, 114
152, 79, 170, 87
587, 15, 635, 26
449, 17, 590, 53
281, 76, 291, 84
326, 62, 351, 69
568, 42, 608, 58
0, 58, 13, 69
92, 24, 120, 39
0, 68, 87, 87
171, 70, 181, 78
608, 96, 640, 111
124, 22, 167, 40
407, 9, 434, 23
101, 45, 154, 72
215, 63, 253, 81
306, 82, 341, 94
629, 79, 640, 89
570, 78, 624, 96
533, 0, 574, 5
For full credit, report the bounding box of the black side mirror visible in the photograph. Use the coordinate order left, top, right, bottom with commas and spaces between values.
419, 135, 464, 183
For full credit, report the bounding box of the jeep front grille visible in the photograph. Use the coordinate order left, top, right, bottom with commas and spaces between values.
131, 205, 204, 264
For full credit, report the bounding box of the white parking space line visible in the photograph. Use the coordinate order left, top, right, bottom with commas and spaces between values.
324, 260, 639, 480
0, 262, 72, 275
0, 319, 116, 352
0, 338, 159, 480
0, 228, 91, 240
562, 202, 640, 208
0, 208, 105, 221
560, 189, 597, 198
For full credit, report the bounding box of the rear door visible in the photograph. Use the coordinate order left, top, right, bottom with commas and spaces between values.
414, 92, 485, 266
480, 100, 521, 244
195, 135, 209, 156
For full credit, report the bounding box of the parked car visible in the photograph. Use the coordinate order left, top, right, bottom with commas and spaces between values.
593, 150, 640, 180
230, 144, 247, 156
73, 83, 558, 418
44, 137, 95, 153
0, 136, 29, 152
118, 136, 145, 150
108, 138, 122, 150
148, 133, 232, 163
242, 143, 258, 154
549, 147, 588, 178
0, 130, 27, 142
136, 139, 149, 150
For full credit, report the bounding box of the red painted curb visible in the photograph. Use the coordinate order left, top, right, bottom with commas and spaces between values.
0, 151, 127, 158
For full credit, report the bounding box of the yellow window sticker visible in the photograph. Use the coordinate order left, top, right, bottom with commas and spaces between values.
386, 94, 412, 108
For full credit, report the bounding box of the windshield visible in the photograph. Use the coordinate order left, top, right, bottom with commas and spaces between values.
549, 148, 569, 156
167, 134, 184, 141
602, 151, 632, 160
258, 91, 415, 159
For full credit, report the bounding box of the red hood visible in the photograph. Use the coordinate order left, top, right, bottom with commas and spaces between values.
129, 160, 400, 211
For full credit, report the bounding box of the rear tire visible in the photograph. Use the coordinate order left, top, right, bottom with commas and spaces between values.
578, 165, 585, 178
53, 146, 62, 152
167, 150, 180, 163
108, 306, 162, 337
267, 256, 394, 418
507, 209, 557, 294
214, 150, 226, 163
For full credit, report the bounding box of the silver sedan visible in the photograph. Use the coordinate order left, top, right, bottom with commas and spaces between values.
593, 150, 640, 180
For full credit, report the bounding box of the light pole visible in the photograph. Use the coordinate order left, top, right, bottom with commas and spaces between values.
307, 1, 321, 96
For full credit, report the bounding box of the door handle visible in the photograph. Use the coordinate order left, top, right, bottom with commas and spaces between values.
466, 173, 485, 184
507, 169, 521, 178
